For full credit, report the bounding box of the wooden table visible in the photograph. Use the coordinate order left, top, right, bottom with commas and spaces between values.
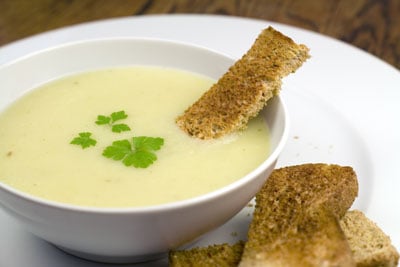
1, 0, 399, 70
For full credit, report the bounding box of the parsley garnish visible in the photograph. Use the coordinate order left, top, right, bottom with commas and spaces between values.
70, 110, 164, 169
70, 132, 97, 149
102, 136, 164, 168
95, 110, 131, 133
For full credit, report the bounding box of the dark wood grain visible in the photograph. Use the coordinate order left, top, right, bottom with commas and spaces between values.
1, 0, 399, 69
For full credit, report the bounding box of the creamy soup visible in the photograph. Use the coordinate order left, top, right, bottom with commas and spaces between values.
0, 67, 270, 207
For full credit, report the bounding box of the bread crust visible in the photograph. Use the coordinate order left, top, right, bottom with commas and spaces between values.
169, 210, 400, 267
169, 166, 399, 267
176, 26, 309, 139
340, 210, 399, 267
239, 163, 358, 267
169, 241, 245, 267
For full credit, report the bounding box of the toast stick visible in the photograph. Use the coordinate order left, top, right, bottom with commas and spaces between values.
176, 27, 309, 139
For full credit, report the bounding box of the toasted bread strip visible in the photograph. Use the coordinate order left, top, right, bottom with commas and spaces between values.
242, 207, 355, 267
169, 241, 245, 267
239, 163, 358, 267
169, 164, 358, 267
176, 26, 309, 139
169, 211, 399, 267
168, 165, 398, 266
340, 210, 399, 267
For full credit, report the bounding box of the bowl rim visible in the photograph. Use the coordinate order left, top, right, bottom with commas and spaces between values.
0, 38, 290, 214
1, 36, 233, 69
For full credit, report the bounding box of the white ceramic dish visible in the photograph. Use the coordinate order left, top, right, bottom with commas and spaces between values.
0, 14, 399, 267
0, 38, 288, 263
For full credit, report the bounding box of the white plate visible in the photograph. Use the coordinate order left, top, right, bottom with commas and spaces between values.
0, 14, 399, 266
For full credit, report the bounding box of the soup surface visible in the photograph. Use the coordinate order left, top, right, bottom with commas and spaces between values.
0, 67, 270, 207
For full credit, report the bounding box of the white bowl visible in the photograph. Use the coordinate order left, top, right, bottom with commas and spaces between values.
0, 39, 289, 263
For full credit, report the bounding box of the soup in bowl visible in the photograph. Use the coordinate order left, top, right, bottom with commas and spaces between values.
0, 38, 288, 263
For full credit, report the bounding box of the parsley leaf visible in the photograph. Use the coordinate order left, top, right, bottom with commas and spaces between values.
95, 115, 111, 125
95, 110, 131, 133
112, 124, 131, 133
110, 123, 130, 133
102, 140, 131, 160
133, 136, 164, 151
102, 136, 164, 168
70, 132, 97, 149
110, 111, 128, 122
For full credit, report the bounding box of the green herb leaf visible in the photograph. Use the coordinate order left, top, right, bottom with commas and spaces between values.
95, 110, 131, 133
124, 151, 157, 168
70, 132, 97, 149
102, 140, 131, 160
95, 115, 111, 125
110, 110, 128, 122
133, 136, 164, 151
112, 123, 131, 133
102, 136, 164, 168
